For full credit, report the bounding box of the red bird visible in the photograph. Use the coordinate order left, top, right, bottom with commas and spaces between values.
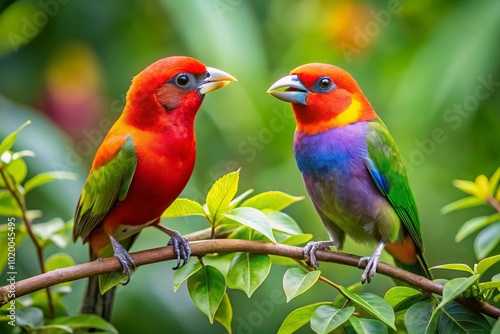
73, 56, 236, 319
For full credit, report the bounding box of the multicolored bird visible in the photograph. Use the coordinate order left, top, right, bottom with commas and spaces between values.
267, 63, 430, 283
73, 56, 236, 319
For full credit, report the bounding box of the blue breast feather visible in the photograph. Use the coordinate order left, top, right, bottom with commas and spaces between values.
294, 122, 372, 176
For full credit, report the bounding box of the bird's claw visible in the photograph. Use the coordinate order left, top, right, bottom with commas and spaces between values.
167, 231, 191, 270
303, 241, 331, 269
110, 236, 136, 285
358, 256, 378, 284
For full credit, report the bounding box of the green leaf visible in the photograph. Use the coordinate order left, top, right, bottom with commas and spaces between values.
478, 280, 500, 290
241, 191, 303, 211
278, 302, 330, 334
0, 154, 28, 187
266, 211, 303, 235
222, 207, 276, 242
229, 188, 253, 208
23, 171, 77, 194
188, 265, 226, 323
348, 317, 388, 334
227, 253, 271, 297
173, 260, 203, 292
50, 314, 118, 333
493, 318, 500, 334
332, 282, 362, 308
99, 272, 129, 294
214, 292, 232, 334
384, 286, 424, 312
206, 170, 239, 222
45, 253, 75, 288
452, 179, 479, 196
16, 307, 44, 328
441, 196, 485, 214
12, 150, 35, 160
283, 268, 321, 302
0, 120, 30, 156
490, 167, 500, 193
162, 198, 207, 218
438, 301, 491, 333
310, 305, 354, 334
429, 263, 475, 275
280, 233, 313, 246
405, 300, 437, 334
474, 223, 500, 259
456, 214, 500, 242
339, 287, 395, 330
0, 190, 23, 217
476, 254, 500, 276
435, 275, 480, 314
32, 218, 67, 248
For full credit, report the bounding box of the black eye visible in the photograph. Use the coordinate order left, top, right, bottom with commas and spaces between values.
318, 77, 332, 90
176, 75, 190, 87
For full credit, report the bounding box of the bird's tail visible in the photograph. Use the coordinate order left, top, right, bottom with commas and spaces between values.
386, 234, 432, 281
80, 234, 138, 321
80, 247, 116, 321
393, 253, 432, 280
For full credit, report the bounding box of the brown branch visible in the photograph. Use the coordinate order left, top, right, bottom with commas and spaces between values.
487, 195, 500, 213
0, 239, 499, 319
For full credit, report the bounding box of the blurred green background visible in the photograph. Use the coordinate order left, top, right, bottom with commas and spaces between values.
0, 0, 499, 332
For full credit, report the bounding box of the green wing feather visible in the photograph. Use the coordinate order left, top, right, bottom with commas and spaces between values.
73, 135, 137, 242
365, 118, 423, 251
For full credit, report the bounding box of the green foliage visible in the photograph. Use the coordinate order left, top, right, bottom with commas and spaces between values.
310, 305, 354, 334
430, 255, 500, 303
164, 169, 306, 330
1, 124, 499, 334
0, 306, 118, 333
283, 268, 321, 302
226, 253, 271, 297
405, 300, 491, 334
443, 167, 500, 259
188, 264, 226, 324
0, 123, 116, 332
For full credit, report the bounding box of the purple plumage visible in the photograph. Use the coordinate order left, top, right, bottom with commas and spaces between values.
293, 121, 402, 250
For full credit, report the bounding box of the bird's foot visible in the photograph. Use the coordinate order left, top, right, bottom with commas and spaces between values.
109, 235, 136, 285
358, 240, 386, 284
154, 224, 191, 270
167, 231, 191, 270
303, 241, 337, 269
358, 256, 379, 284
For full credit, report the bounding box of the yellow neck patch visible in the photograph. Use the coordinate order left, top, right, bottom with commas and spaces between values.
299, 98, 363, 135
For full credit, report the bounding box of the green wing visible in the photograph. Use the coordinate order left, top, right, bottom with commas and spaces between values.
365, 118, 423, 251
73, 135, 137, 242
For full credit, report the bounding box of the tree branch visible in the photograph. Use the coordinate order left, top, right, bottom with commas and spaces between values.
0, 239, 499, 318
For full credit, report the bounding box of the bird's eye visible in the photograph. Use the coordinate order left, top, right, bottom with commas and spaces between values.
176, 75, 190, 87
318, 77, 332, 90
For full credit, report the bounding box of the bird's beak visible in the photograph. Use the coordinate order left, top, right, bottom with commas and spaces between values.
267, 74, 308, 105
199, 67, 237, 94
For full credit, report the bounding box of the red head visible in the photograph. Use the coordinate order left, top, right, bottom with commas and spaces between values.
123, 56, 236, 130
268, 63, 376, 135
